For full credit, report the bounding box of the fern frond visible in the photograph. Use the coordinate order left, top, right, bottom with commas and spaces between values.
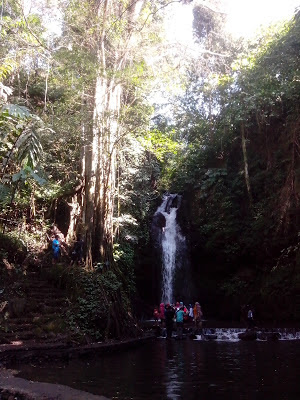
0, 104, 44, 171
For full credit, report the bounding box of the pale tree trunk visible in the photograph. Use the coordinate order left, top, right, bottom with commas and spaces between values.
103, 82, 122, 261
65, 91, 87, 245
59, 0, 150, 270
241, 121, 253, 207
66, 194, 81, 244
83, 55, 122, 266
82, 91, 96, 269
80, 0, 147, 268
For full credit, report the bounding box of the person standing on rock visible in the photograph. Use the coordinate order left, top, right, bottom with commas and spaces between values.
247, 306, 255, 329
165, 304, 175, 339
193, 302, 203, 333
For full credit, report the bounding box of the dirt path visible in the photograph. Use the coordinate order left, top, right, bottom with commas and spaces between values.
0, 368, 110, 400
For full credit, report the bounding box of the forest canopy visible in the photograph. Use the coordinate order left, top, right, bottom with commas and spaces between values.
0, 0, 299, 335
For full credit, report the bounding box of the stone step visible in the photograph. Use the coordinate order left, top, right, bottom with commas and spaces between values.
23, 281, 61, 287
26, 288, 66, 296
28, 312, 65, 320
23, 298, 66, 307
1, 268, 70, 345
0, 330, 37, 340
24, 282, 63, 289
6, 316, 33, 324
6, 323, 34, 331
25, 297, 67, 307
1, 323, 66, 339
6, 322, 65, 334
40, 302, 67, 309
25, 292, 66, 300
39, 305, 67, 315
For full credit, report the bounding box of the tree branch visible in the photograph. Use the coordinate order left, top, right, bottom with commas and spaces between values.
16, 0, 50, 52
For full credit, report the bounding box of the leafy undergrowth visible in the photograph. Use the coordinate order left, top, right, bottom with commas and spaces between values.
42, 264, 142, 341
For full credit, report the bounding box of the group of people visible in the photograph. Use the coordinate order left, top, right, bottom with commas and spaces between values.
52, 233, 83, 266
153, 301, 203, 339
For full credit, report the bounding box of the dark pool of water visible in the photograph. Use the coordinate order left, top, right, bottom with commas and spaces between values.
16, 339, 300, 400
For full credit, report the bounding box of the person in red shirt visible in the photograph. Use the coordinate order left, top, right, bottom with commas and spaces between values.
153, 307, 159, 324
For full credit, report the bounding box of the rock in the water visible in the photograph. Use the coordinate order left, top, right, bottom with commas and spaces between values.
204, 334, 217, 340
238, 330, 257, 341
152, 212, 166, 229
257, 332, 281, 341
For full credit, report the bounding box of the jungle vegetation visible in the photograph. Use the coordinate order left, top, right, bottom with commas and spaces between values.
0, 0, 299, 338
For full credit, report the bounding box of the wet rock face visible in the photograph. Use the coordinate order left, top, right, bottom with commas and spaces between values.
151, 212, 166, 252
164, 195, 179, 213
152, 212, 166, 229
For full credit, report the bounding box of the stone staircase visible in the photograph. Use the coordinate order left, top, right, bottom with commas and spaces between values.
0, 268, 70, 345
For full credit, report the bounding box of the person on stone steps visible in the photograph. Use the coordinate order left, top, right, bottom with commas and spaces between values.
70, 235, 84, 266
52, 234, 61, 264
51, 233, 68, 265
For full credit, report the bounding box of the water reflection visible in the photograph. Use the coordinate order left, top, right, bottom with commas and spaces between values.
164, 341, 192, 399
16, 340, 300, 400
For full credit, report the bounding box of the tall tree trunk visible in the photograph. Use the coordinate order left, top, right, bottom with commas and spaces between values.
241, 121, 253, 207
82, 92, 96, 270
81, 0, 146, 268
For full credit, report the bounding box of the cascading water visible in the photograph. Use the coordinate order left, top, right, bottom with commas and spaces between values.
193, 327, 300, 341
154, 194, 187, 304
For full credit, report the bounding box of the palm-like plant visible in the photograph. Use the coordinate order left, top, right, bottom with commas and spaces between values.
0, 102, 49, 206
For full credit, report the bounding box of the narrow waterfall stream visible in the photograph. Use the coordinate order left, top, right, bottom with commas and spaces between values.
154, 194, 186, 304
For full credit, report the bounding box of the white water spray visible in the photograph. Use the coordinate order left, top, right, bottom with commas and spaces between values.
155, 194, 185, 304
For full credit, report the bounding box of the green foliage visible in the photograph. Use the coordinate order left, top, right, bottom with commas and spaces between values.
1, 104, 30, 118
12, 166, 46, 185
0, 184, 11, 206
149, 11, 300, 320
69, 269, 123, 339
46, 264, 132, 339
143, 129, 179, 162
0, 0, 298, 326
0, 232, 27, 267
221, 277, 248, 297
0, 104, 46, 169
0, 104, 50, 209
113, 242, 136, 300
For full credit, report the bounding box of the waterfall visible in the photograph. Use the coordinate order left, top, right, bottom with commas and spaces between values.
154, 194, 186, 304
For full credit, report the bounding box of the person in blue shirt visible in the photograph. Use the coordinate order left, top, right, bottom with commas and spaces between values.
176, 306, 185, 339
52, 235, 61, 264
